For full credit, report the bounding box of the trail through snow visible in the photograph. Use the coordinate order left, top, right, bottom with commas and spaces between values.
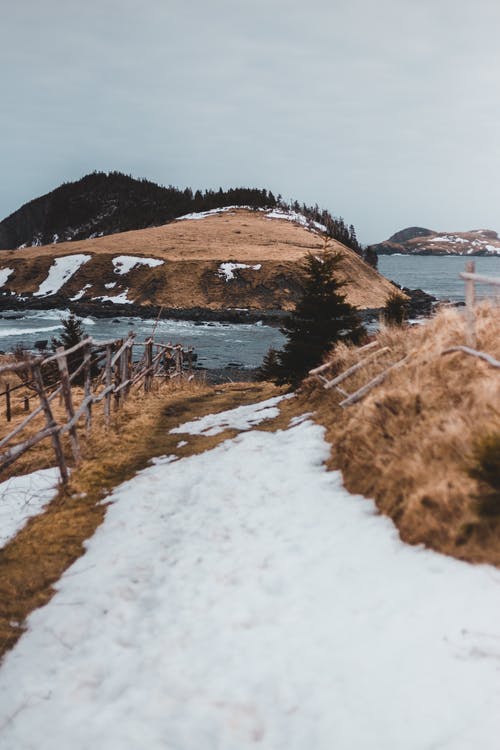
1, 412, 500, 749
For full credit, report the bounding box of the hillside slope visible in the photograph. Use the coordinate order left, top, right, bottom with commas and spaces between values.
371, 226, 500, 256
0, 172, 277, 250
0, 209, 397, 313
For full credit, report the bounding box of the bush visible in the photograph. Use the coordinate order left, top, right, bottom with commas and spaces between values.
469, 434, 500, 516
383, 292, 409, 325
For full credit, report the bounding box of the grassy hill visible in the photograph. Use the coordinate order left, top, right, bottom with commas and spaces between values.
0, 208, 397, 313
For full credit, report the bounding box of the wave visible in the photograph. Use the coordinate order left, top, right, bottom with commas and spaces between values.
0, 324, 62, 337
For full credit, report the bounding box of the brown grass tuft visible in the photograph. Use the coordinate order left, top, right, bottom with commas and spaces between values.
299, 302, 500, 565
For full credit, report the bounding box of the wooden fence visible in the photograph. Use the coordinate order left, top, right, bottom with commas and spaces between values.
460, 260, 500, 347
0, 335, 194, 483
310, 260, 500, 405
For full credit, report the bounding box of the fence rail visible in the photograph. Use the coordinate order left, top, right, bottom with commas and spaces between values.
0, 335, 194, 482
309, 261, 500, 406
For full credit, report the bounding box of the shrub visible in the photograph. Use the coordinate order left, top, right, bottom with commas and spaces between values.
469, 434, 500, 516
383, 292, 409, 325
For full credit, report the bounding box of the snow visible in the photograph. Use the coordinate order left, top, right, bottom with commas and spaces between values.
112, 256, 164, 275
34, 255, 92, 297
265, 209, 328, 234
170, 394, 290, 436
104, 282, 116, 289
175, 206, 257, 221
1, 412, 500, 748
0, 468, 60, 549
70, 283, 92, 301
0, 267, 14, 287
94, 289, 133, 304
217, 262, 262, 281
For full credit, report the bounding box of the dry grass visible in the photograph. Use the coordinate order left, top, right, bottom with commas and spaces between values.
2, 210, 397, 310
298, 302, 500, 565
0, 378, 285, 659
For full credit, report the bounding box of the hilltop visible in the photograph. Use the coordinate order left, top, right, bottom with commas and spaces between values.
0, 171, 370, 263
370, 226, 500, 256
0, 207, 397, 319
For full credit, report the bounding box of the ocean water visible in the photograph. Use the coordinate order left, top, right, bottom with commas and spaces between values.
378, 254, 500, 302
0, 310, 285, 370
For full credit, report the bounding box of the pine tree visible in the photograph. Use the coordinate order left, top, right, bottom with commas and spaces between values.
51, 313, 87, 384
269, 248, 366, 387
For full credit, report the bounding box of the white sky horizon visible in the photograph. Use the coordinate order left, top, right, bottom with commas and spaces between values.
2, 0, 500, 245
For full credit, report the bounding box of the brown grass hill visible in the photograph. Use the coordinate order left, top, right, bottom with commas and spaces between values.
370, 226, 500, 256
300, 302, 500, 566
0, 208, 398, 314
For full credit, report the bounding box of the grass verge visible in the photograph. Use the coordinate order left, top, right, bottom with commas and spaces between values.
298, 302, 500, 565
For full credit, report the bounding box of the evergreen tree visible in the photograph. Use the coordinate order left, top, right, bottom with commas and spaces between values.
267, 248, 366, 387
52, 313, 88, 384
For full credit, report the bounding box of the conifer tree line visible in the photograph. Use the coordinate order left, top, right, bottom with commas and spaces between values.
0, 171, 374, 265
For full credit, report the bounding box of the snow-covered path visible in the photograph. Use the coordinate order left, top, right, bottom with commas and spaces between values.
1, 414, 500, 749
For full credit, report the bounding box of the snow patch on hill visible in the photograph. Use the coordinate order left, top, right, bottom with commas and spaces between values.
217, 262, 262, 281
0, 267, 14, 287
34, 255, 92, 297
112, 256, 164, 275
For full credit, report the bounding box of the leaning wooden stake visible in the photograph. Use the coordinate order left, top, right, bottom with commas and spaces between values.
83, 341, 92, 433
464, 260, 476, 348
323, 347, 391, 390
145, 338, 153, 392
31, 363, 69, 483
5, 383, 11, 423
56, 347, 81, 463
104, 344, 113, 425
339, 356, 410, 407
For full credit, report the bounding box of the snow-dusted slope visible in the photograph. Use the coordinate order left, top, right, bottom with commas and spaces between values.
0, 409, 499, 749
34, 254, 92, 296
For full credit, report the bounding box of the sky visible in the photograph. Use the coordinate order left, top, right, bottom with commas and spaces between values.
2, 0, 500, 245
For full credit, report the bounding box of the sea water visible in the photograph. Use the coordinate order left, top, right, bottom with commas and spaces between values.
378, 254, 500, 302
0, 310, 285, 370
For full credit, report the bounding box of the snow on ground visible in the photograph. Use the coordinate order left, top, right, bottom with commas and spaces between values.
70, 283, 92, 301
217, 262, 262, 281
112, 256, 164, 275
93, 289, 133, 304
170, 394, 289, 436
175, 206, 257, 221
1, 412, 500, 749
34, 255, 92, 297
0, 268, 14, 288
265, 209, 328, 234
0, 468, 60, 549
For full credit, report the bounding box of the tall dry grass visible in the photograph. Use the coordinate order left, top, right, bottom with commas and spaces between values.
300, 302, 500, 565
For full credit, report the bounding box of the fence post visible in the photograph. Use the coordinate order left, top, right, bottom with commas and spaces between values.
464, 260, 476, 347
5, 383, 11, 422
56, 346, 81, 463
104, 344, 112, 425
83, 341, 93, 433
114, 339, 123, 409
31, 363, 69, 484
145, 338, 153, 392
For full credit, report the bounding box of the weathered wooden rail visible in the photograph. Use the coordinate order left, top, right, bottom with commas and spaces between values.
460, 260, 500, 347
0, 335, 194, 483
309, 261, 500, 406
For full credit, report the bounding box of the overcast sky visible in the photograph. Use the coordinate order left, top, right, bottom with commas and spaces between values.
2, 0, 500, 243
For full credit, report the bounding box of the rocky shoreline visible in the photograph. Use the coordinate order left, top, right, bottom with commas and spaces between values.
0, 286, 436, 326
